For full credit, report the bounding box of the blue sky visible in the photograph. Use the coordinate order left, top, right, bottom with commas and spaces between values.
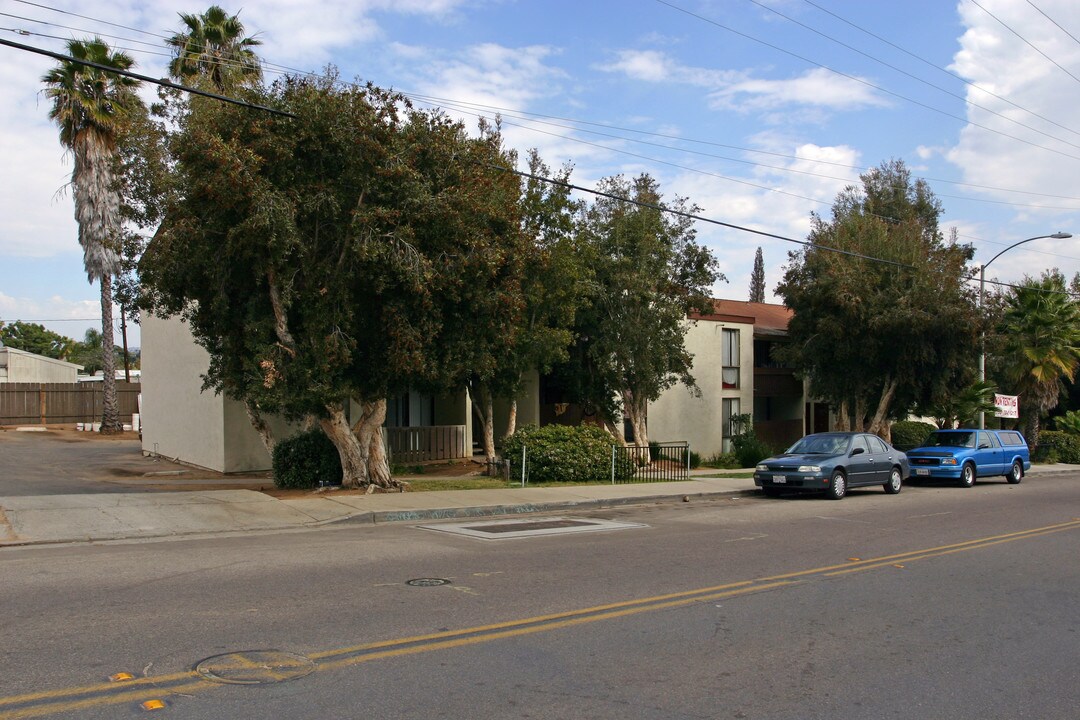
2, 0, 1080, 348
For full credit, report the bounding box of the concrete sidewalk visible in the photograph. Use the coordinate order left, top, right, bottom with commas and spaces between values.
1, 465, 1075, 547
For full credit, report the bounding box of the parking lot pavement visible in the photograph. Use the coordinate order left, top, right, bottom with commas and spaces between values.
0, 426, 269, 496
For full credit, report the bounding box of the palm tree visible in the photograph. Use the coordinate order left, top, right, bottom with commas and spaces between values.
167, 6, 262, 91
1001, 273, 1080, 442
43, 38, 142, 434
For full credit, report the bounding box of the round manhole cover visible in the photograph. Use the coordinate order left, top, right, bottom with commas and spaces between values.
406, 578, 451, 587
195, 650, 315, 685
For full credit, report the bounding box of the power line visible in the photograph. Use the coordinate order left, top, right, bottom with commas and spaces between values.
13, 2, 1080, 209
485, 161, 915, 269
0, 37, 295, 117
654, 0, 1080, 164
744, 0, 1080, 153
1026, 0, 1080, 49
971, 0, 1080, 87
800, 0, 1080, 140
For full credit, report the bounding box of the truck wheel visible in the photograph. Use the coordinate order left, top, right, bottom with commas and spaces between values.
959, 463, 976, 488
1006, 460, 1023, 484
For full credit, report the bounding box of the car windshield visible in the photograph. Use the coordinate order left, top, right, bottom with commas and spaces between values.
786, 434, 850, 455
925, 431, 975, 448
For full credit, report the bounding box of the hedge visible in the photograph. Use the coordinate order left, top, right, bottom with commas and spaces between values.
271, 428, 342, 489
1033, 430, 1080, 464
891, 420, 936, 451
503, 423, 632, 483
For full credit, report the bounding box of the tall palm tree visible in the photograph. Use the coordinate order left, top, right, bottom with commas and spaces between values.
167, 6, 262, 91
43, 38, 142, 434
1001, 274, 1080, 442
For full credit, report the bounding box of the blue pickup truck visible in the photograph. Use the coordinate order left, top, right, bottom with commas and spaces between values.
906, 429, 1030, 487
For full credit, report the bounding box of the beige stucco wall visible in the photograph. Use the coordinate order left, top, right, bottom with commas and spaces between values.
0, 348, 82, 383
492, 369, 540, 438
647, 318, 754, 459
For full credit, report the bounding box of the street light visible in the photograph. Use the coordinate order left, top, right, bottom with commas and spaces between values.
977, 232, 1073, 429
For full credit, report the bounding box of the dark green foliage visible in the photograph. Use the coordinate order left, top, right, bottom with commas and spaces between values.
688, 450, 701, 469
703, 452, 740, 469
891, 420, 936, 450
0, 321, 76, 360
271, 428, 342, 489
729, 412, 773, 468
1033, 431, 1080, 464
503, 424, 630, 483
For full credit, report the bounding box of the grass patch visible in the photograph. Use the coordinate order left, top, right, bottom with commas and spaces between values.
404, 477, 511, 492
694, 472, 756, 479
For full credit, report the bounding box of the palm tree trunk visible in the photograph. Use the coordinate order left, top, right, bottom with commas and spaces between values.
98, 274, 123, 434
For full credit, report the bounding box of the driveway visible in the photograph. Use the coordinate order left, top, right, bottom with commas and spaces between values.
0, 427, 270, 496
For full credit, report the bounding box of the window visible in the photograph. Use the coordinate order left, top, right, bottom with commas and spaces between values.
722, 398, 740, 453
869, 436, 889, 454
722, 329, 739, 389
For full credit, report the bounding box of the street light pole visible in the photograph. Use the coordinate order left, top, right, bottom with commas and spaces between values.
977, 232, 1073, 429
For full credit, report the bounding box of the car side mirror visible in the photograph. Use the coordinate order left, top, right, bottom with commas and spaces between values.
850, 447, 865, 456
979, 443, 991, 449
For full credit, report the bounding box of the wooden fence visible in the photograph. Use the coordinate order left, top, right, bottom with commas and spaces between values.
0, 382, 141, 425
384, 425, 467, 464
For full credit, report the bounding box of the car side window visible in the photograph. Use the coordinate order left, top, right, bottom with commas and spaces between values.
870, 437, 889, 454
854, 435, 871, 454
986, 432, 1001, 448
977, 431, 994, 449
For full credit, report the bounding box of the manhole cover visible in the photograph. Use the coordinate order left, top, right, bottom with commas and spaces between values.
406, 578, 452, 587
465, 519, 596, 533
195, 650, 315, 685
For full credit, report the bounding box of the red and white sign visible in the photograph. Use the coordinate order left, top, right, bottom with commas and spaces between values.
994, 394, 1019, 419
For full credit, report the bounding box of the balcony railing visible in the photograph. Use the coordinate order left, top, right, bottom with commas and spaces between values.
384, 425, 468, 464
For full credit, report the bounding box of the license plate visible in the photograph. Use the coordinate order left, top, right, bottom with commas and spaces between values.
916, 468, 930, 476
772, 475, 787, 484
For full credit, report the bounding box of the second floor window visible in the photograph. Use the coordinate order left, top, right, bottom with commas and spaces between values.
722, 328, 739, 389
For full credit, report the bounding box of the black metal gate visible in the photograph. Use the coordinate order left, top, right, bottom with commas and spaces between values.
611, 442, 690, 483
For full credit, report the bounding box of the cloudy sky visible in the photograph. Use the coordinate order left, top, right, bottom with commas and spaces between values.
2, 0, 1079, 347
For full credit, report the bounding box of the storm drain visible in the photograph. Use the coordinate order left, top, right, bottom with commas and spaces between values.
417, 516, 647, 540
195, 650, 315, 685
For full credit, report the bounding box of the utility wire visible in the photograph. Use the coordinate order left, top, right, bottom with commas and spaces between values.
12, 2, 1080, 207
801, 0, 1080, 140
971, 0, 1080, 87
1026, 0, 1080, 49
745, 0, 1080, 153
0, 37, 295, 117
654, 0, 1080, 163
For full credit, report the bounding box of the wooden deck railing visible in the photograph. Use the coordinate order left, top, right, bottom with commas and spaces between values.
384, 425, 468, 464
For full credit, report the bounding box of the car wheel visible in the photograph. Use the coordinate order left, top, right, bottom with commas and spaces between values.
1006, 460, 1023, 484
959, 463, 976, 488
828, 470, 847, 500
883, 467, 903, 494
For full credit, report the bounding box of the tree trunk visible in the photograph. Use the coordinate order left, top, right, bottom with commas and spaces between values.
320, 403, 369, 489
835, 400, 849, 432
505, 398, 518, 440
98, 274, 123, 434
853, 396, 867, 433
470, 385, 497, 474
867, 377, 899, 437
622, 389, 649, 448
352, 398, 400, 490
244, 400, 276, 458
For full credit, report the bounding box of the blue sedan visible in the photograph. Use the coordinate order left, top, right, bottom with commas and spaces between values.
753, 432, 909, 500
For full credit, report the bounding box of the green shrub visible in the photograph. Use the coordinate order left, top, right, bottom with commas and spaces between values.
688, 450, 701, 469
891, 420, 936, 451
503, 423, 632, 483
733, 434, 773, 469
1033, 430, 1080, 464
272, 428, 342, 489
703, 452, 740, 469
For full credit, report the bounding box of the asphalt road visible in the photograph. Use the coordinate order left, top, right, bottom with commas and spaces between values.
1, 472, 1078, 719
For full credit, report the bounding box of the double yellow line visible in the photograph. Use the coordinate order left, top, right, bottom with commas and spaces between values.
2, 519, 1077, 719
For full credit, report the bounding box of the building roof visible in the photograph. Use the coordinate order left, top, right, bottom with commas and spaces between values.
692, 299, 792, 334
0, 346, 83, 370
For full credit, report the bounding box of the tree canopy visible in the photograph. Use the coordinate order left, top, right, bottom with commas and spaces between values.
0, 321, 76, 360
552, 173, 720, 446
776, 159, 979, 437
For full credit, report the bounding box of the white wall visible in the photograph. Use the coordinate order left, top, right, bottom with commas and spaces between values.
648, 318, 754, 458
0, 348, 81, 383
